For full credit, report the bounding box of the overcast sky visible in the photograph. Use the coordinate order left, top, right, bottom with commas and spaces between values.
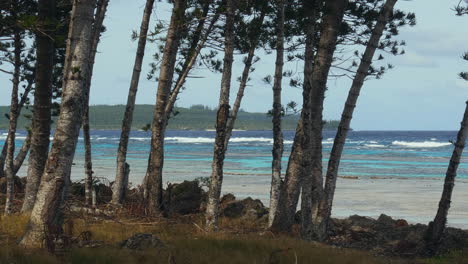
0, 0, 467, 130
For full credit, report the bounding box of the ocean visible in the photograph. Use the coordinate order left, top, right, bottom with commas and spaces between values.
3, 129, 468, 226
4, 129, 466, 185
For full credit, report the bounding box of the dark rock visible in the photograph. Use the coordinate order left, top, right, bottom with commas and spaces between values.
164, 180, 205, 216
220, 193, 236, 204
396, 219, 408, 227
348, 215, 376, 227
119, 233, 165, 250
377, 214, 396, 227
221, 197, 268, 220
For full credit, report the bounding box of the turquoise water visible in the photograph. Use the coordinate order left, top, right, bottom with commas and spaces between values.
2, 130, 467, 186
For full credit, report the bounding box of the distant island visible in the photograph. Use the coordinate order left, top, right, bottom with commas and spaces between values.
0, 104, 341, 131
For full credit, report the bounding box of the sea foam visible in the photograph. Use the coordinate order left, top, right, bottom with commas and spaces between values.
392, 140, 451, 148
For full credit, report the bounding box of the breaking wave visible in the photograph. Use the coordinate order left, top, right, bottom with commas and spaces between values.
392, 141, 451, 148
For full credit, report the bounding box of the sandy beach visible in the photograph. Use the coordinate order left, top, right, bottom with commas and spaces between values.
221, 176, 468, 229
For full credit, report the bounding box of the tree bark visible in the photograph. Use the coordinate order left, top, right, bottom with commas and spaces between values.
302, 0, 348, 240
82, 0, 110, 207
112, 0, 155, 205
425, 101, 468, 254
269, 0, 286, 228
144, 0, 186, 215
0, 81, 32, 180
224, 10, 267, 149
205, 0, 236, 231
83, 108, 93, 206
4, 28, 21, 215
314, 0, 398, 241
13, 130, 32, 175
19, 0, 96, 249
270, 0, 321, 234
21, 0, 56, 212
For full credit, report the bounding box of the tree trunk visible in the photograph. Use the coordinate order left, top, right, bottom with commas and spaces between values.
19, 0, 97, 249
270, 0, 321, 234
299, 0, 322, 240
83, 108, 93, 206
224, 10, 267, 149
4, 28, 21, 215
315, 0, 398, 241
302, 0, 349, 240
164, 5, 218, 118
269, 0, 286, 228
144, 0, 186, 215
111, 0, 152, 203
82, 0, 110, 207
425, 101, 468, 254
13, 130, 32, 175
112, 0, 155, 205
0, 82, 32, 181
205, 0, 236, 231
22, 0, 56, 212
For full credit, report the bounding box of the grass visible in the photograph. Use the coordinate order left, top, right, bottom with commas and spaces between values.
0, 214, 465, 264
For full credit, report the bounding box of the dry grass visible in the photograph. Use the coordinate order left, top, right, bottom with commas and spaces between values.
0, 214, 464, 264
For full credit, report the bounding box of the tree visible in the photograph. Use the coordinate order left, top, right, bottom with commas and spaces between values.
83, 0, 110, 207
205, 0, 236, 231
268, 0, 286, 228
425, 1, 468, 254
22, 0, 56, 212
313, 0, 399, 240
19, 0, 97, 249
112, 0, 155, 205
144, 0, 187, 215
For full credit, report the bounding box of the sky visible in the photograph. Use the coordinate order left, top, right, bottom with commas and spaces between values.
0, 0, 467, 130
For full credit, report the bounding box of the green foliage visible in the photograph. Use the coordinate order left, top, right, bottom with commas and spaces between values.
0, 105, 342, 130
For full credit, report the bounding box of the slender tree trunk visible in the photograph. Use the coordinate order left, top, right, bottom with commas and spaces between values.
314, 0, 398, 241
270, 0, 320, 234
205, 0, 236, 231
299, 0, 323, 240
82, 0, 110, 207
13, 130, 32, 175
83, 108, 93, 206
0, 83, 31, 179
302, 0, 348, 240
269, 0, 285, 228
4, 28, 21, 215
22, 0, 56, 212
164, 5, 218, 117
224, 10, 267, 149
19, 0, 96, 249
425, 101, 468, 254
144, 0, 186, 215
112, 0, 155, 205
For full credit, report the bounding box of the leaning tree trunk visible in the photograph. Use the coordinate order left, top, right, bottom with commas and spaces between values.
4, 28, 21, 215
315, 0, 398, 241
19, 0, 96, 249
269, 0, 285, 228
22, 0, 56, 212
13, 130, 32, 175
0, 80, 33, 178
82, 0, 110, 207
144, 0, 186, 215
270, 0, 320, 234
112, 0, 155, 205
224, 10, 267, 148
425, 101, 468, 254
303, 0, 349, 241
205, 0, 236, 231
164, 3, 217, 118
